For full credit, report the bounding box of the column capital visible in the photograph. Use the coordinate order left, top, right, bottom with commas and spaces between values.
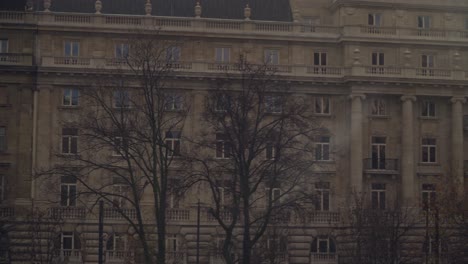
400, 95, 417, 102
349, 93, 366, 100
450, 96, 466, 104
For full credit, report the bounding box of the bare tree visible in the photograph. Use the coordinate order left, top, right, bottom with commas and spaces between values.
339, 191, 419, 264
28, 208, 64, 264
190, 57, 320, 264
39, 34, 190, 264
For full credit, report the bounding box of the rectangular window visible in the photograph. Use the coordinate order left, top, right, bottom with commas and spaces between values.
420, 54, 435, 76
167, 179, 181, 209
313, 52, 327, 74
264, 49, 279, 65
166, 46, 181, 62
315, 182, 330, 211
215, 47, 230, 63
61, 128, 78, 154
164, 93, 183, 111
418, 16, 431, 29
421, 100, 436, 117
115, 43, 129, 59
265, 95, 282, 113
317, 237, 331, 253
215, 94, 231, 112
61, 232, 74, 250
166, 235, 178, 252
114, 90, 130, 108
421, 184, 436, 210
0, 39, 8, 53
112, 183, 129, 208
0, 88, 8, 105
216, 134, 231, 159
315, 136, 330, 161
0, 127, 6, 153
265, 142, 277, 160
314, 97, 330, 114
421, 138, 437, 163
371, 99, 386, 116
0, 175, 4, 203
266, 188, 281, 207
165, 131, 181, 157
371, 136, 386, 169
108, 234, 127, 252
368, 13, 382, 27
64, 41, 79, 57
111, 137, 123, 156
60, 176, 77, 207
371, 183, 386, 210
371, 52, 385, 66
62, 88, 79, 106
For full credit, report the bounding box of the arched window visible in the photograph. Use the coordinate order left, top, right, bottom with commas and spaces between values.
311, 236, 336, 254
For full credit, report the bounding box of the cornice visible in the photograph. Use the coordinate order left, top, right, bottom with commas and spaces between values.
329, 0, 468, 13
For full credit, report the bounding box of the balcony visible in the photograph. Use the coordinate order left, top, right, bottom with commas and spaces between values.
363, 158, 399, 174
50, 207, 86, 219
57, 249, 82, 264
103, 208, 136, 220
167, 208, 190, 221
0, 53, 33, 66
309, 211, 340, 224
106, 250, 134, 263
310, 253, 338, 264
166, 251, 187, 264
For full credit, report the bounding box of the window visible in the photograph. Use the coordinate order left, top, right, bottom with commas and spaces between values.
166, 46, 181, 62
106, 234, 127, 254
60, 232, 80, 256
264, 49, 279, 65
314, 97, 330, 114
421, 138, 437, 163
315, 182, 330, 211
112, 182, 129, 208
423, 235, 447, 256
60, 176, 77, 207
215, 94, 231, 112
368, 13, 382, 27
114, 90, 130, 108
417, 16, 431, 29
217, 186, 226, 206
165, 131, 181, 157
216, 134, 231, 159
61, 128, 78, 154
465, 17, 468, 30
215, 47, 230, 63
0, 39, 8, 53
115, 43, 129, 59
265, 142, 277, 160
265, 95, 282, 113
266, 188, 281, 207
371, 183, 386, 210
313, 52, 327, 74
0, 127, 6, 153
315, 136, 330, 161
111, 137, 124, 156
64, 41, 79, 57
371, 99, 386, 116
166, 235, 178, 252
371, 136, 386, 169
62, 88, 79, 106
371, 52, 385, 74
167, 179, 181, 208
164, 93, 183, 111
421, 100, 436, 117
420, 55, 435, 76
311, 236, 336, 254
0, 175, 4, 203
421, 184, 436, 210
0, 88, 8, 105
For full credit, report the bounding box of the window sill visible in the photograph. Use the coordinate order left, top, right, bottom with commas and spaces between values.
313, 113, 332, 118
57, 153, 80, 158
369, 115, 390, 119
418, 162, 440, 166
419, 116, 438, 121
58, 106, 81, 110
314, 160, 335, 164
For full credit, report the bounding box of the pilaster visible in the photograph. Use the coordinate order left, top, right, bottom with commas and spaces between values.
349, 93, 365, 194
400, 95, 416, 207
450, 96, 466, 195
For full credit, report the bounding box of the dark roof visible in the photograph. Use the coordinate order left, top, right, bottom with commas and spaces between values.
0, 0, 292, 22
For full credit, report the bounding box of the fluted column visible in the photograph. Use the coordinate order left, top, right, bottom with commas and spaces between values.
451, 96, 466, 195
349, 94, 365, 193
400, 95, 416, 206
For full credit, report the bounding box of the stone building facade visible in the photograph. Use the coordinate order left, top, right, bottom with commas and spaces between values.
0, 0, 467, 263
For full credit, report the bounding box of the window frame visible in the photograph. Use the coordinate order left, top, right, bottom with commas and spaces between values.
370, 98, 387, 116
112, 183, 129, 208
315, 136, 331, 161
421, 100, 436, 117
264, 49, 280, 65
215, 47, 231, 63
115, 43, 129, 59
0, 127, 6, 153
215, 133, 231, 159
166, 234, 178, 252
265, 141, 278, 161
315, 182, 330, 211
64, 41, 80, 57
0, 39, 8, 53
368, 13, 382, 27
164, 93, 184, 111
417, 16, 431, 29
266, 187, 281, 207
62, 88, 80, 107
113, 90, 131, 109
166, 46, 181, 63
215, 94, 231, 112
264, 95, 283, 114
421, 184, 436, 210
61, 128, 78, 155
421, 138, 437, 163
60, 176, 77, 207
371, 183, 386, 210
165, 131, 181, 157
314, 96, 331, 115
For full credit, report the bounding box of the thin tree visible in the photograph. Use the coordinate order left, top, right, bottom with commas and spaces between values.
190, 57, 320, 264
40, 34, 190, 264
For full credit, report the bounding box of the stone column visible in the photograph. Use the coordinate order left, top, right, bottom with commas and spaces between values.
400, 95, 416, 206
451, 96, 466, 194
349, 94, 365, 193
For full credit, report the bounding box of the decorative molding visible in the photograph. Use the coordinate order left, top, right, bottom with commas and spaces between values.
400, 95, 417, 102
450, 96, 466, 104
